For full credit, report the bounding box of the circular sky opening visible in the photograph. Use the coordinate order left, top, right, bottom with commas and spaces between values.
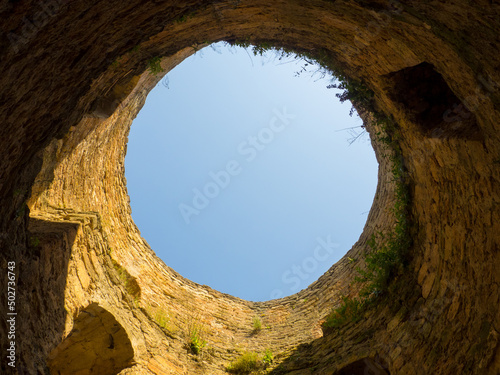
125, 42, 378, 302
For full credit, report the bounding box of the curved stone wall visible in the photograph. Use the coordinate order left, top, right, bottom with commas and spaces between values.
0, 1, 499, 374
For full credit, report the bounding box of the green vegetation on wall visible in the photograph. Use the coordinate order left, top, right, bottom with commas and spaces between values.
226, 349, 273, 374
252, 316, 262, 333
323, 114, 412, 330
147, 56, 164, 75
187, 319, 207, 355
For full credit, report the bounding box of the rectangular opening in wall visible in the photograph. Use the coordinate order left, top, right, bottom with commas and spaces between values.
384, 62, 482, 140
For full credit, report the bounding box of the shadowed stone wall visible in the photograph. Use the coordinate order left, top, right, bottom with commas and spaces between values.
0, 1, 499, 374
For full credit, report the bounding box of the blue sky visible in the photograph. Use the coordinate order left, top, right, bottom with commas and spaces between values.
125, 42, 378, 302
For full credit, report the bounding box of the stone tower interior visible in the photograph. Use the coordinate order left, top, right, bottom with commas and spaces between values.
0, 0, 499, 374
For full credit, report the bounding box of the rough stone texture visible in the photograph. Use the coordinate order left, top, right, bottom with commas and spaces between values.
48, 303, 135, 375
0, 0, 499, 374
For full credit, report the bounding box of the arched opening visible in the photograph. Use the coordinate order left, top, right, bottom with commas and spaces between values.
125, 42, 378, 301
48, 303, 134, 375
334, 357, 390, 375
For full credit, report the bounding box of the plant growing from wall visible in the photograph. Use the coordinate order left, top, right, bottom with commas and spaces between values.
355, 115, 411, 295
323, 296, 363, 328
225, 349, 274, 373
262, 349, 273, 366
29, 236, 40, 248
252, 316, 262, 333
187, 319, 207, 355
147, 56, 164, 75
189, 329, 206, 355
225, 39, 376, 117
175, 14, 189, 23
227, 351, 267, 374
323, 114, 412, 330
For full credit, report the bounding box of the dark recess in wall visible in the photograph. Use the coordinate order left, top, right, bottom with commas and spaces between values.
385, 62, 482, 140
334, 357, 390, 375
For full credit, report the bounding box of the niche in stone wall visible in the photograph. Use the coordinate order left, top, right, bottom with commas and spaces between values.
385, 62, 482, 140
334, 357, 390, 375
47, 303, 134, 375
